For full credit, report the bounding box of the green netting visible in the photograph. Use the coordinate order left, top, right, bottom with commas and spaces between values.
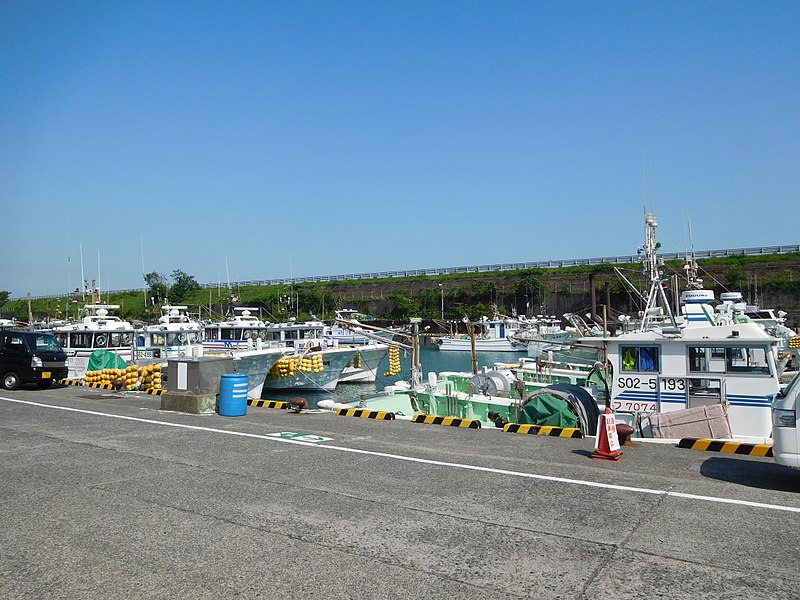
86, 349, 127, 372
519, 393, 578, 428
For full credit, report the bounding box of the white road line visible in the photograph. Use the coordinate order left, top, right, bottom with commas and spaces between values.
4, 396, 799, 514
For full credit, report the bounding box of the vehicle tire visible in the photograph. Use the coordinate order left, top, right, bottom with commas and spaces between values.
37, 379, 54, 389
2, 371, 21, 391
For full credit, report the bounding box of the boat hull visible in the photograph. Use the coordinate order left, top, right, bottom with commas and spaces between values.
436, 338, 525, 352
231, 348, 289, 398
262, 348, 357, 392
339, 344, 390, 383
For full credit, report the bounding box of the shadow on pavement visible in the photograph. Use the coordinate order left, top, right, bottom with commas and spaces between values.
699, 455, 800, 493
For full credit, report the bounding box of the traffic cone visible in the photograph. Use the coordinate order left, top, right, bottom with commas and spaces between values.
592, 406, 622, 461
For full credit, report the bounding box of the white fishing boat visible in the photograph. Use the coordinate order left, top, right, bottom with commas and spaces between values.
324, 309, 374, 345
230, 346, 293, 398
263, 345, 358, 392
509, 315, 573, 357
569, 213, 784, 441
336, 344, 389, 383
435, 313, 528, 352
202, 307, 272, 353
134, 305, 204, 360
52, 304, 137, 379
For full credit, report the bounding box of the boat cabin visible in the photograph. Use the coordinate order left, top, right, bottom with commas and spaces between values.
594, 320, 780, 440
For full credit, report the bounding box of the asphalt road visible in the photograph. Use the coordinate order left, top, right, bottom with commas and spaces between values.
1, 384, 799, 599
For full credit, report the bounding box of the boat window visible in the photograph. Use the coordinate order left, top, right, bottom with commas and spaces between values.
54, 332, 68, 347
150, 333, 166, 346
689, 347, 726, 373
70, 332, 92, 348
109, 332, 132, 347
220, 328, 238, 340
166, 333, 187, 346
94, 333, 109, 348
204, 327, 216, 339
726, 346, 770, 375
689, 345, 770, 375
620, 345, 660, 372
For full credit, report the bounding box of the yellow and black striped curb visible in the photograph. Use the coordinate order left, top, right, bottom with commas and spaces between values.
248, 399, 289, 410
335, 408, 396, 420
411, 414, 481, 429
58, 378, 164, 394
503, 423, 584, 439
83, 382, 114, 390
678, 438, 773, 457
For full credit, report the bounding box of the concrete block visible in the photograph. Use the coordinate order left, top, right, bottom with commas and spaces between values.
161, 391, 217, 415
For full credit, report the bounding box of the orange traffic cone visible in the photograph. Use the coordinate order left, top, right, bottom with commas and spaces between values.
592, 406, 622, 461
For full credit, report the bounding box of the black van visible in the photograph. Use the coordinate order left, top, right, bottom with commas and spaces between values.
0, 330, 68, 390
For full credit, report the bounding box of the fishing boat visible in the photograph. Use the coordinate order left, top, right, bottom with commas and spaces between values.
134, 305, 204, 360
324, 309, 374, 345
509, 315, 573, 357
230, 346, 293, 398
52, 304, 137, 379
202, 307, 272, 353
262, 345, 358, 392
435, 312, 528, 352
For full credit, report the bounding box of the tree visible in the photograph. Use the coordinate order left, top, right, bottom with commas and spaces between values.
389, 290, 420, 319
169, 270, 200, 302
0, 290, 10, 306
144, 272, 168, 305
724, 265, 744, 289
515, 272, 545, 315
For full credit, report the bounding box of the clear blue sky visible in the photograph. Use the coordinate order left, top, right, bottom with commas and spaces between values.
2, 1, 798, 298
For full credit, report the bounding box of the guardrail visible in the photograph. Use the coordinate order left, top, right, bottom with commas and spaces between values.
18, 244, 800, 300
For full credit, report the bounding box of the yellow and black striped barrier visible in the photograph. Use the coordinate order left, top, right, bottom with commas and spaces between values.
59, 378, 83, 387
411, 414, 481, 429
144, 388, 164, 396
335, 408, 396, 420
83, 382, 114, 390
248, 399, 289, 410
678, 438, 773, 457
503, 423, 584, 439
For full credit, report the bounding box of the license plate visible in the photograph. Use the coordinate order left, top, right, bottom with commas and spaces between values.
41, 371, 51, 379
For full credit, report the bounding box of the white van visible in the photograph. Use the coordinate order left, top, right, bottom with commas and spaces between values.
772, 371, 800, 468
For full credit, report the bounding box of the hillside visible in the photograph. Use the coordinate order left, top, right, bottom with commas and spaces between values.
3, 253, 800, 330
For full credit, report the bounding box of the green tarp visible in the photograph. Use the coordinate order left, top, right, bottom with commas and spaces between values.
86, 349, 127, 372
519, 393, 578, 428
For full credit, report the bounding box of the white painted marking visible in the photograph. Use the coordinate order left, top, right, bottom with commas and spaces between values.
267, 431, 332, 442
3, 396, 798, 514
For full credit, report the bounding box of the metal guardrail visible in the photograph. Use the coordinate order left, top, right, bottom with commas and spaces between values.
18, 244, 800, 300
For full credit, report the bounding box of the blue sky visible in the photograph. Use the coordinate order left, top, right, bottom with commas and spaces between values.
2, 1, 798, 298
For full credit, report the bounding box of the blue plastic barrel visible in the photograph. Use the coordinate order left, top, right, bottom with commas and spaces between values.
218, 373, 248, 416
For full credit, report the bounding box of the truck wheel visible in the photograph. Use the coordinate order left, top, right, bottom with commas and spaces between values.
37, 379, 54, 389
2, 372, 20, 391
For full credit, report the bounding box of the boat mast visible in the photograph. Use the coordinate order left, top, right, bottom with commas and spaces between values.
639, 213, 677, 332
79, 244, 86, 303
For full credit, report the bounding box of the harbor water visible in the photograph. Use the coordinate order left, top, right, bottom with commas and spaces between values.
263, 345, 522, 407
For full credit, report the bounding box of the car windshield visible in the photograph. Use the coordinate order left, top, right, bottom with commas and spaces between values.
32, 334, 63, 352
778, 369, 800, 398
